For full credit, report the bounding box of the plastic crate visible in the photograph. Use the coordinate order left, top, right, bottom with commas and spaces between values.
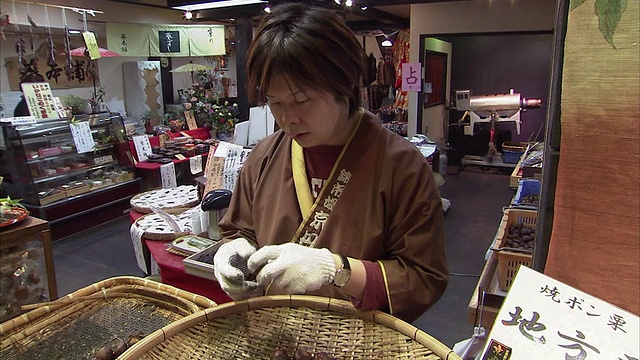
501, 142, 526, 164
496, 208, 537, 291
512, 179, 541, 209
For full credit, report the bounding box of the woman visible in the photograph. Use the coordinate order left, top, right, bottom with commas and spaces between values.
213, 3, 448, 322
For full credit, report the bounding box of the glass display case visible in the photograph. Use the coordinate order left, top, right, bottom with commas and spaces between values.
0, 113, 141, 240
1, 113, 135, 206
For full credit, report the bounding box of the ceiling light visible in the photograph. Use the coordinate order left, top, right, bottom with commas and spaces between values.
264, 5, 271, 13
334, 0, 341, 4
360, 6, 368, 10
68, 29, 82, 34
381, 39, 393, 47
184, 10, 193, 19
172, 0, 267, 11
345, 0, 352, 6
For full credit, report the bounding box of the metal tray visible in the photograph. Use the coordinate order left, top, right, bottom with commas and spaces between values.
183, 241, 223, 280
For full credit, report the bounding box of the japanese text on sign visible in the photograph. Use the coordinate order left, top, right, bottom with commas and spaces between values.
401, 63, 422, 92
481, 266, 638, 360
69, 121, 96, 154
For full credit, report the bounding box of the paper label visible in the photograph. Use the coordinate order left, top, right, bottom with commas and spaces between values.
204, 157, 225, 195
223, 147, 251, 191
480, 266, 639, 360
175, 154, 187, 160
159, 133, 169, 148
132, 135, 153, 162
180, 131, 192, 138
160, 162, 177, 188
190, 155, 203, 174
69, 121, 96, 154
203, 143, 219, 178
185, 110, 197, 130
94, 154, 114, 165
129, 224, 149, 274
0, 116, 36, 125
82, 31, 102, 60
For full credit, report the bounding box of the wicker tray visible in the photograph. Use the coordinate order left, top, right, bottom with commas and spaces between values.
120, 295, 461, 360
130, 185, 200, 214
0, 276, 217, 360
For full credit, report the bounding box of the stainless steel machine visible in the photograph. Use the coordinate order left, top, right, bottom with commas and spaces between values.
452, 89, 542, 167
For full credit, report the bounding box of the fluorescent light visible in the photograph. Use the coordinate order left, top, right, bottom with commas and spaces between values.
381, 39, 393, 47
172, 0, 267, 11
68, 29, 82, 34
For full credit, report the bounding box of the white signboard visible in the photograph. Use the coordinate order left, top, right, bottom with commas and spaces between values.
160, 162, 177, 189
480, 266, 639, 360
132, 135, 153, 162
223, 146, 251, 191
190, 154, 203, 175
401, 63, 422, 92
69, 121, 96, 154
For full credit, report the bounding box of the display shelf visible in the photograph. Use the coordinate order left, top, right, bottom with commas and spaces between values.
1, 113, 140, 240
0, 216, 57, 322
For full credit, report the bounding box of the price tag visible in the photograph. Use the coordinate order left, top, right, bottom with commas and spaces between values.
69, 121, 96, 154
129, 224, 149, 274
159, 133, 169, 148
190, 155, 203, 174
180, 131, 193, 138
175, 154, 187, 160
82, 31, 101, 60
132, 135, 153, 162
94, 154, 114, 165
160, 162, 177, 189
184, 111, 197, 130
0, 116, 36, 125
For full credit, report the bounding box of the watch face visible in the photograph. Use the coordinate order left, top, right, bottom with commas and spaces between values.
334, 269, 351, 287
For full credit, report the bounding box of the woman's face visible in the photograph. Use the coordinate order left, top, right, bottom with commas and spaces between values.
266, 76, 354, 147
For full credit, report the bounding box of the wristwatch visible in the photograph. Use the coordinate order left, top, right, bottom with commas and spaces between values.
332, 254, 352, 288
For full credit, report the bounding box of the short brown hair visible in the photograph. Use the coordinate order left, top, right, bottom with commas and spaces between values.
246, 3, 367, 117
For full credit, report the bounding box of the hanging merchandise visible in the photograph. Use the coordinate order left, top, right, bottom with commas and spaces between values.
27, 2, 37, 62
61, 9, 72, 81
44, 5, 57, 71
12, 0, 26, 71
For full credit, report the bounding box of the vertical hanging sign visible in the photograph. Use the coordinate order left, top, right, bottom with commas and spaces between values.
401, 63, 422, 92
82, 31, 102, 60
160, 162, 177, 189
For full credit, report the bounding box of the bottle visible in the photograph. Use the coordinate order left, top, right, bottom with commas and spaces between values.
438, 149, 448, 176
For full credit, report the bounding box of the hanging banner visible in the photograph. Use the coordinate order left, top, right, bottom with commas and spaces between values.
106, 23, 225, 57
188, 26, 226, 56
149, 25, 190, 57
106, 22, 150, 57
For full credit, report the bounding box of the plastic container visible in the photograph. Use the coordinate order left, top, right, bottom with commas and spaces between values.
512, 179, 541, 209
438, 150, 448, 176
501, 141, 526, 164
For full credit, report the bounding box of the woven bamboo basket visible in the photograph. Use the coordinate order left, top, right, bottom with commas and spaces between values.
0, 276, 217, 360
120, 295, 462, 360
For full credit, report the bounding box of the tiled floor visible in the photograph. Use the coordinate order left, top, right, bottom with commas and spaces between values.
52, 166, 514, 349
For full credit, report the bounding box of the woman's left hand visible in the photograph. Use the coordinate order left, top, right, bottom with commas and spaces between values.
248, 243, 337, 294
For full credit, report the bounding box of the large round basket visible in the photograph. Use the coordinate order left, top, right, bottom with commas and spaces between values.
121, 295, 461, 360
0, 276, 217, 360
130, 185, 200, 214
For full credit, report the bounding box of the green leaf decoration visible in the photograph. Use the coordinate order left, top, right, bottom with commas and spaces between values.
570, 0, 588, 11
595, 0, 628, 49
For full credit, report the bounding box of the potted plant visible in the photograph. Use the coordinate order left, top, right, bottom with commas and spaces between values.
61, 95, 92, 115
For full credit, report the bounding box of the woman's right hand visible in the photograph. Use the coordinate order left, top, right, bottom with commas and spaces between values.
213, 238, 263, 300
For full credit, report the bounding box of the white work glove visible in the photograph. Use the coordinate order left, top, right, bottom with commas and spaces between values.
213, 238, 263, 300
248, 243, 337, 295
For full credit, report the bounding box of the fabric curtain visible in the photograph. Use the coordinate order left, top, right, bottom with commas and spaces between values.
544, 1, 639, 315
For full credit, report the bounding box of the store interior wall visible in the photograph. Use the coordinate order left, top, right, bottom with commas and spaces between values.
407, 0, 557, 138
